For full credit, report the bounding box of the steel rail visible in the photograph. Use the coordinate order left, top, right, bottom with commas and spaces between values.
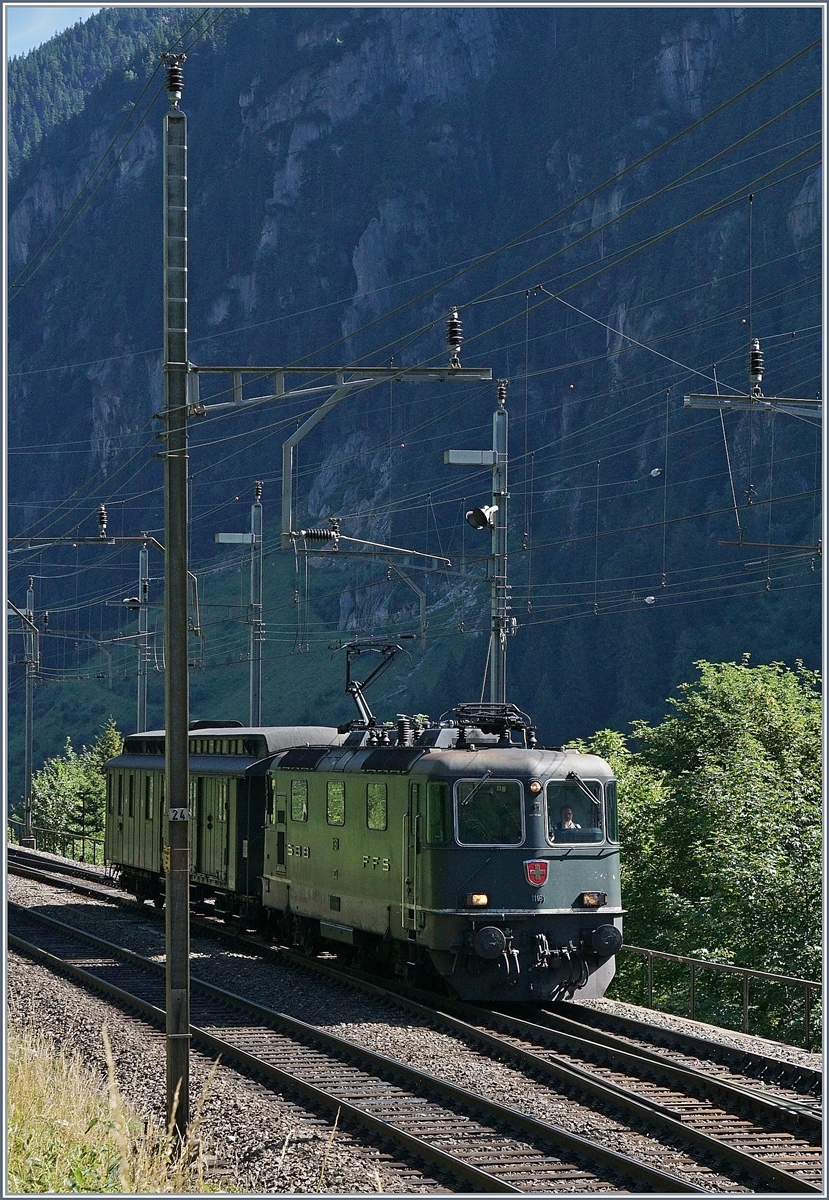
551, 999, 822, 1095
273, 949, 823, 1192
8, 903, 704, 1195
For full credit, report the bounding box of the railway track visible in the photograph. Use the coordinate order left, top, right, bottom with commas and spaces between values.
8, 846, 822, 1193
534, 1003, 821, 1112
282, 954, 822, 1193
9, 902, 702, 1194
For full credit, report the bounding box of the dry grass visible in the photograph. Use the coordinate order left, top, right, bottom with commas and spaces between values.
7, 1009, 221, 1193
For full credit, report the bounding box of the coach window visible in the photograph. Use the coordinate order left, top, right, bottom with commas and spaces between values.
326, 780, 345, 826
545, 779, 603, 844
426, 781, 450, 844
144, 775, 152, 820
366, 782, 387, 830
217, 778, 228, 822
117, 773, 123, 816
128, 775, 135, 818
107, 775, 113, 814
290, 778, 308, 822
456, 779, 523, 846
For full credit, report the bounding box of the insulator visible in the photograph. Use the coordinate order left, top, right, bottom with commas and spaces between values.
163, 54, 185, 99
397, 714, 413, 747
748, 338, 764, 383
98, 504, 108, 537
254, 480, 263, 502
497, 379, 508, 405
446, 308, 463, 366
300, 528, 334, 542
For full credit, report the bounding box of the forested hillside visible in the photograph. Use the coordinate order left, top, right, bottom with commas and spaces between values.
7, 8, 191, 177
7, 7, 821, 800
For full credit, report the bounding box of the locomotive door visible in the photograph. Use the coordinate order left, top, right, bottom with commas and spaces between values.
404, 783, 420, 931
274, 786, 287, 875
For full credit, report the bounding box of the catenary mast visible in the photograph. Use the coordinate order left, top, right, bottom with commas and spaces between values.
161, 50, 191, 1141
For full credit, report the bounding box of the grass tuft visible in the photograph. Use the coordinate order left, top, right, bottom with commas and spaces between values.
7, 1008, 222, 1193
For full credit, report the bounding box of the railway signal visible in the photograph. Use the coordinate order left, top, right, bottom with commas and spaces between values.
445, 379, 514, 704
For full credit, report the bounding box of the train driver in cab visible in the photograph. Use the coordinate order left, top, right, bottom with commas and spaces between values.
555, 806, 581, 831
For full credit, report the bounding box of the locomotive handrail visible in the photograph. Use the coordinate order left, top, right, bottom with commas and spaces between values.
621, 943, 820, 1050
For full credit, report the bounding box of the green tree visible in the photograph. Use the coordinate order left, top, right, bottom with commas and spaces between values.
580, 659, 821, 1042
30, 719, 123, 849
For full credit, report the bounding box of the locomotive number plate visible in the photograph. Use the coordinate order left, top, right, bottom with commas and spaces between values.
287, 844, 310, 858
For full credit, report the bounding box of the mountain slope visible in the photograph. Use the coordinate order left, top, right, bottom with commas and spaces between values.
7, 7, 821, 800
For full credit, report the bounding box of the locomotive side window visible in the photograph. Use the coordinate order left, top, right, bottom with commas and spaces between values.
366, 782, 387, 830
605, 780, 619, 842
327, 780, 345, 826
290, 779, 308, 822
455, 779, 523, 846
545, 780, 603, 843
426, 781, 450, 844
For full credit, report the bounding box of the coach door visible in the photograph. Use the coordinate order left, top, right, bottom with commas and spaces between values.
194, 776, 229, 884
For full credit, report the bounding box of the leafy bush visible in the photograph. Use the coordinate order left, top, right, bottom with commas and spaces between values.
581, 659, 822, 1046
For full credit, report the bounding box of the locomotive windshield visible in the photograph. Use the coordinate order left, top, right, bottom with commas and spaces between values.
455, 779, 524, 845
546, 779, 603, 843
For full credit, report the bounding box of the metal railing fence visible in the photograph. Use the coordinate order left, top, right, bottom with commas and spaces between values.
619, 943, 821, 1051
7, 819, 105, 864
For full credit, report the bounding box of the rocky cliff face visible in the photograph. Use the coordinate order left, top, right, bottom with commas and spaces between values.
7, 6, 821, 757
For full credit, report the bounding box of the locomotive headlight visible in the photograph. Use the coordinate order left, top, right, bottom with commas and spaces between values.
466, 893, 489, 907
528, 780, 542, 794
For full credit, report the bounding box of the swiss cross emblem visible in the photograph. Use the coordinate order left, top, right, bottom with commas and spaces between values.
524, 859, 548, 887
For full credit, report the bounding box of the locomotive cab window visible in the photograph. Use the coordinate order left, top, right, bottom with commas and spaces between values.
546, 779, 603, 843
326, 780, 345, 826
366, 782, 387, 830
605, 780, 619, 843
455, 779, 523, 846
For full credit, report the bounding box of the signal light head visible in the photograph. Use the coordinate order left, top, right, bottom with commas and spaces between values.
466, 504, 498, 530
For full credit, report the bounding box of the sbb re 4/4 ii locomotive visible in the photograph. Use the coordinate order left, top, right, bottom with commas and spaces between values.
105, 701, 623, 1003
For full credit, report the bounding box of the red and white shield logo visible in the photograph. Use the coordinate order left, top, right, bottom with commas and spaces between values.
524, 859, 548, 887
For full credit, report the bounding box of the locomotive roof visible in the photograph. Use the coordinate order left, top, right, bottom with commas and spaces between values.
272, 741, 614, 777
417, 746, 615, 778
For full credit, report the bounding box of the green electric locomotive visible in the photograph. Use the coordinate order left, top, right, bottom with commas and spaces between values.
105, 702, 622, 1003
